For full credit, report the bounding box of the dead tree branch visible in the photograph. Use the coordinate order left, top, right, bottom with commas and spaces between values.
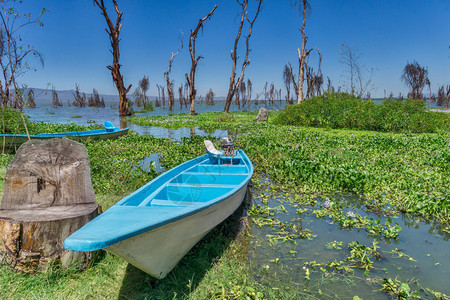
185, 5, 218, 116
224, 0, 263, 113
165, 34, 183, 111
93, 0, 132, 116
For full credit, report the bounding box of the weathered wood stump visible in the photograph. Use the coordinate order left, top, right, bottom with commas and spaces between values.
253, 107, 269, 122
0, 138, 101, 272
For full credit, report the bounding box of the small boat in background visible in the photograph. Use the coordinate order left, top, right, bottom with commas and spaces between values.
1, 121, 128, 152
65, 139, 253, 279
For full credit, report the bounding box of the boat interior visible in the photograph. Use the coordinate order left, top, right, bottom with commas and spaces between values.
121, 149, 250, 208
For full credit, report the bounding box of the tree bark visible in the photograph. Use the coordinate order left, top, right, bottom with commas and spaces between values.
0, 138, 100, 272
94, 0, 132, 117
224, 0, 262, 113
296, 0, 311, 103
186, 5, 218, 116
165, 38, 183, 111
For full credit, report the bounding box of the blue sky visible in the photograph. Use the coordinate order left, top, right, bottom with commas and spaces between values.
17, 0, 450, 98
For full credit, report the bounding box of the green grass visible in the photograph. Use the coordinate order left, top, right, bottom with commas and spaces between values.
1, 111, 449, 299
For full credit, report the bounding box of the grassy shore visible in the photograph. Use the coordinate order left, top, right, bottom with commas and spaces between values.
1, 97, 449, 299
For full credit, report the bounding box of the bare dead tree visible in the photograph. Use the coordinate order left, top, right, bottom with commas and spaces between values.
165, 35, 183, 111
283, 64, 292, 103
426, 78, 431, 108
161, 86, 165, 108
88, 88, 105, 107
185, 5, 218, 115
326, 76, 334, 93
224, 0, 263, 113
269, 83, 275, 105
291, 0, 312, 103
183, 82, 188, 107
246, 78, 252, 107
446, 85, 450, 110
178, 84, 184, 109
401, 61, 429, 100
0, 1, 46, 108
27, 89, 35, 108
155, 84, 161, 107
72, 84, 86, 107
339, 43, 374, 98
284, 62, 298, 103
305, 49, 323, 98
205, 89, 215, 105
51, 87, 62, 108
239, 80, 246, 108
263, 82, 268, 104
139, 75, 150, 107
436, 85, 446, 106
93, 0, 132, 116
133, 87, 142, 107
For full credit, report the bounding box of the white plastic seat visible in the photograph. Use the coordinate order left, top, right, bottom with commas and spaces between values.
204, 140, 221, 155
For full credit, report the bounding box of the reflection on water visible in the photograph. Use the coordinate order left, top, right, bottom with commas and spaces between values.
137, 153, 165, 173
23, 103, 266, 140
127, 124, 229, 140
248, 189, 450, 298
24, 102, 285, 127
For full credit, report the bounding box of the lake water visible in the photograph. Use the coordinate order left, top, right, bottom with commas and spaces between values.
248, 181, 450, 298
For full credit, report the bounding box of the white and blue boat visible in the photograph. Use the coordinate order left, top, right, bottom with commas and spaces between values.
64, 141, 253, 279
2, 121, 128, 152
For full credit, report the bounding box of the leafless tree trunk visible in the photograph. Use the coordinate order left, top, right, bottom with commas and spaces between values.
139, 75, 149, 107
340, 43, 373, 98
184, 82, 189, 108
27, 89, 35, 108
426, 79, 431, 108
224, 0, 263, 113
246, 78, 252, 107
283, 64, 292, 103
165, 36, 183, 111
269, 83, 274, 105
52, 87, 62, 108
205, 89, 215, 105
306, 49, 323, 98
446, 85, 450, 110
185, 5, 218, 116
240, 80, 246, 108
263, 82, 268, 105
72, 84, 86, 107
292, 0, 312, 103
133, 87, 142, 107
93, 0, 132, 116
155, 84, 161, 107
161, 86, 165, 108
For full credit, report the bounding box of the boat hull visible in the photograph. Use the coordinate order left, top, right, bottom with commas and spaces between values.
107, 183, 248, 279
1, 128, 128, 152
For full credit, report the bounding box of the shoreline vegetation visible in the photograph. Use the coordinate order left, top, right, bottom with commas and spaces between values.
1, 93, 449, 299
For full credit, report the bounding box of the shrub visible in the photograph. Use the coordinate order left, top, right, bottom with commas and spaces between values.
273, 93, 450, 133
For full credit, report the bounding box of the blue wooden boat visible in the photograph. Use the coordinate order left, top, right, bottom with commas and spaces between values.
1, 121, 128, 152
65, 142, 253, 279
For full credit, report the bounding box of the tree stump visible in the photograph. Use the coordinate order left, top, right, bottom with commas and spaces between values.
0, 138, 101, 272
253, 107, 269, 122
